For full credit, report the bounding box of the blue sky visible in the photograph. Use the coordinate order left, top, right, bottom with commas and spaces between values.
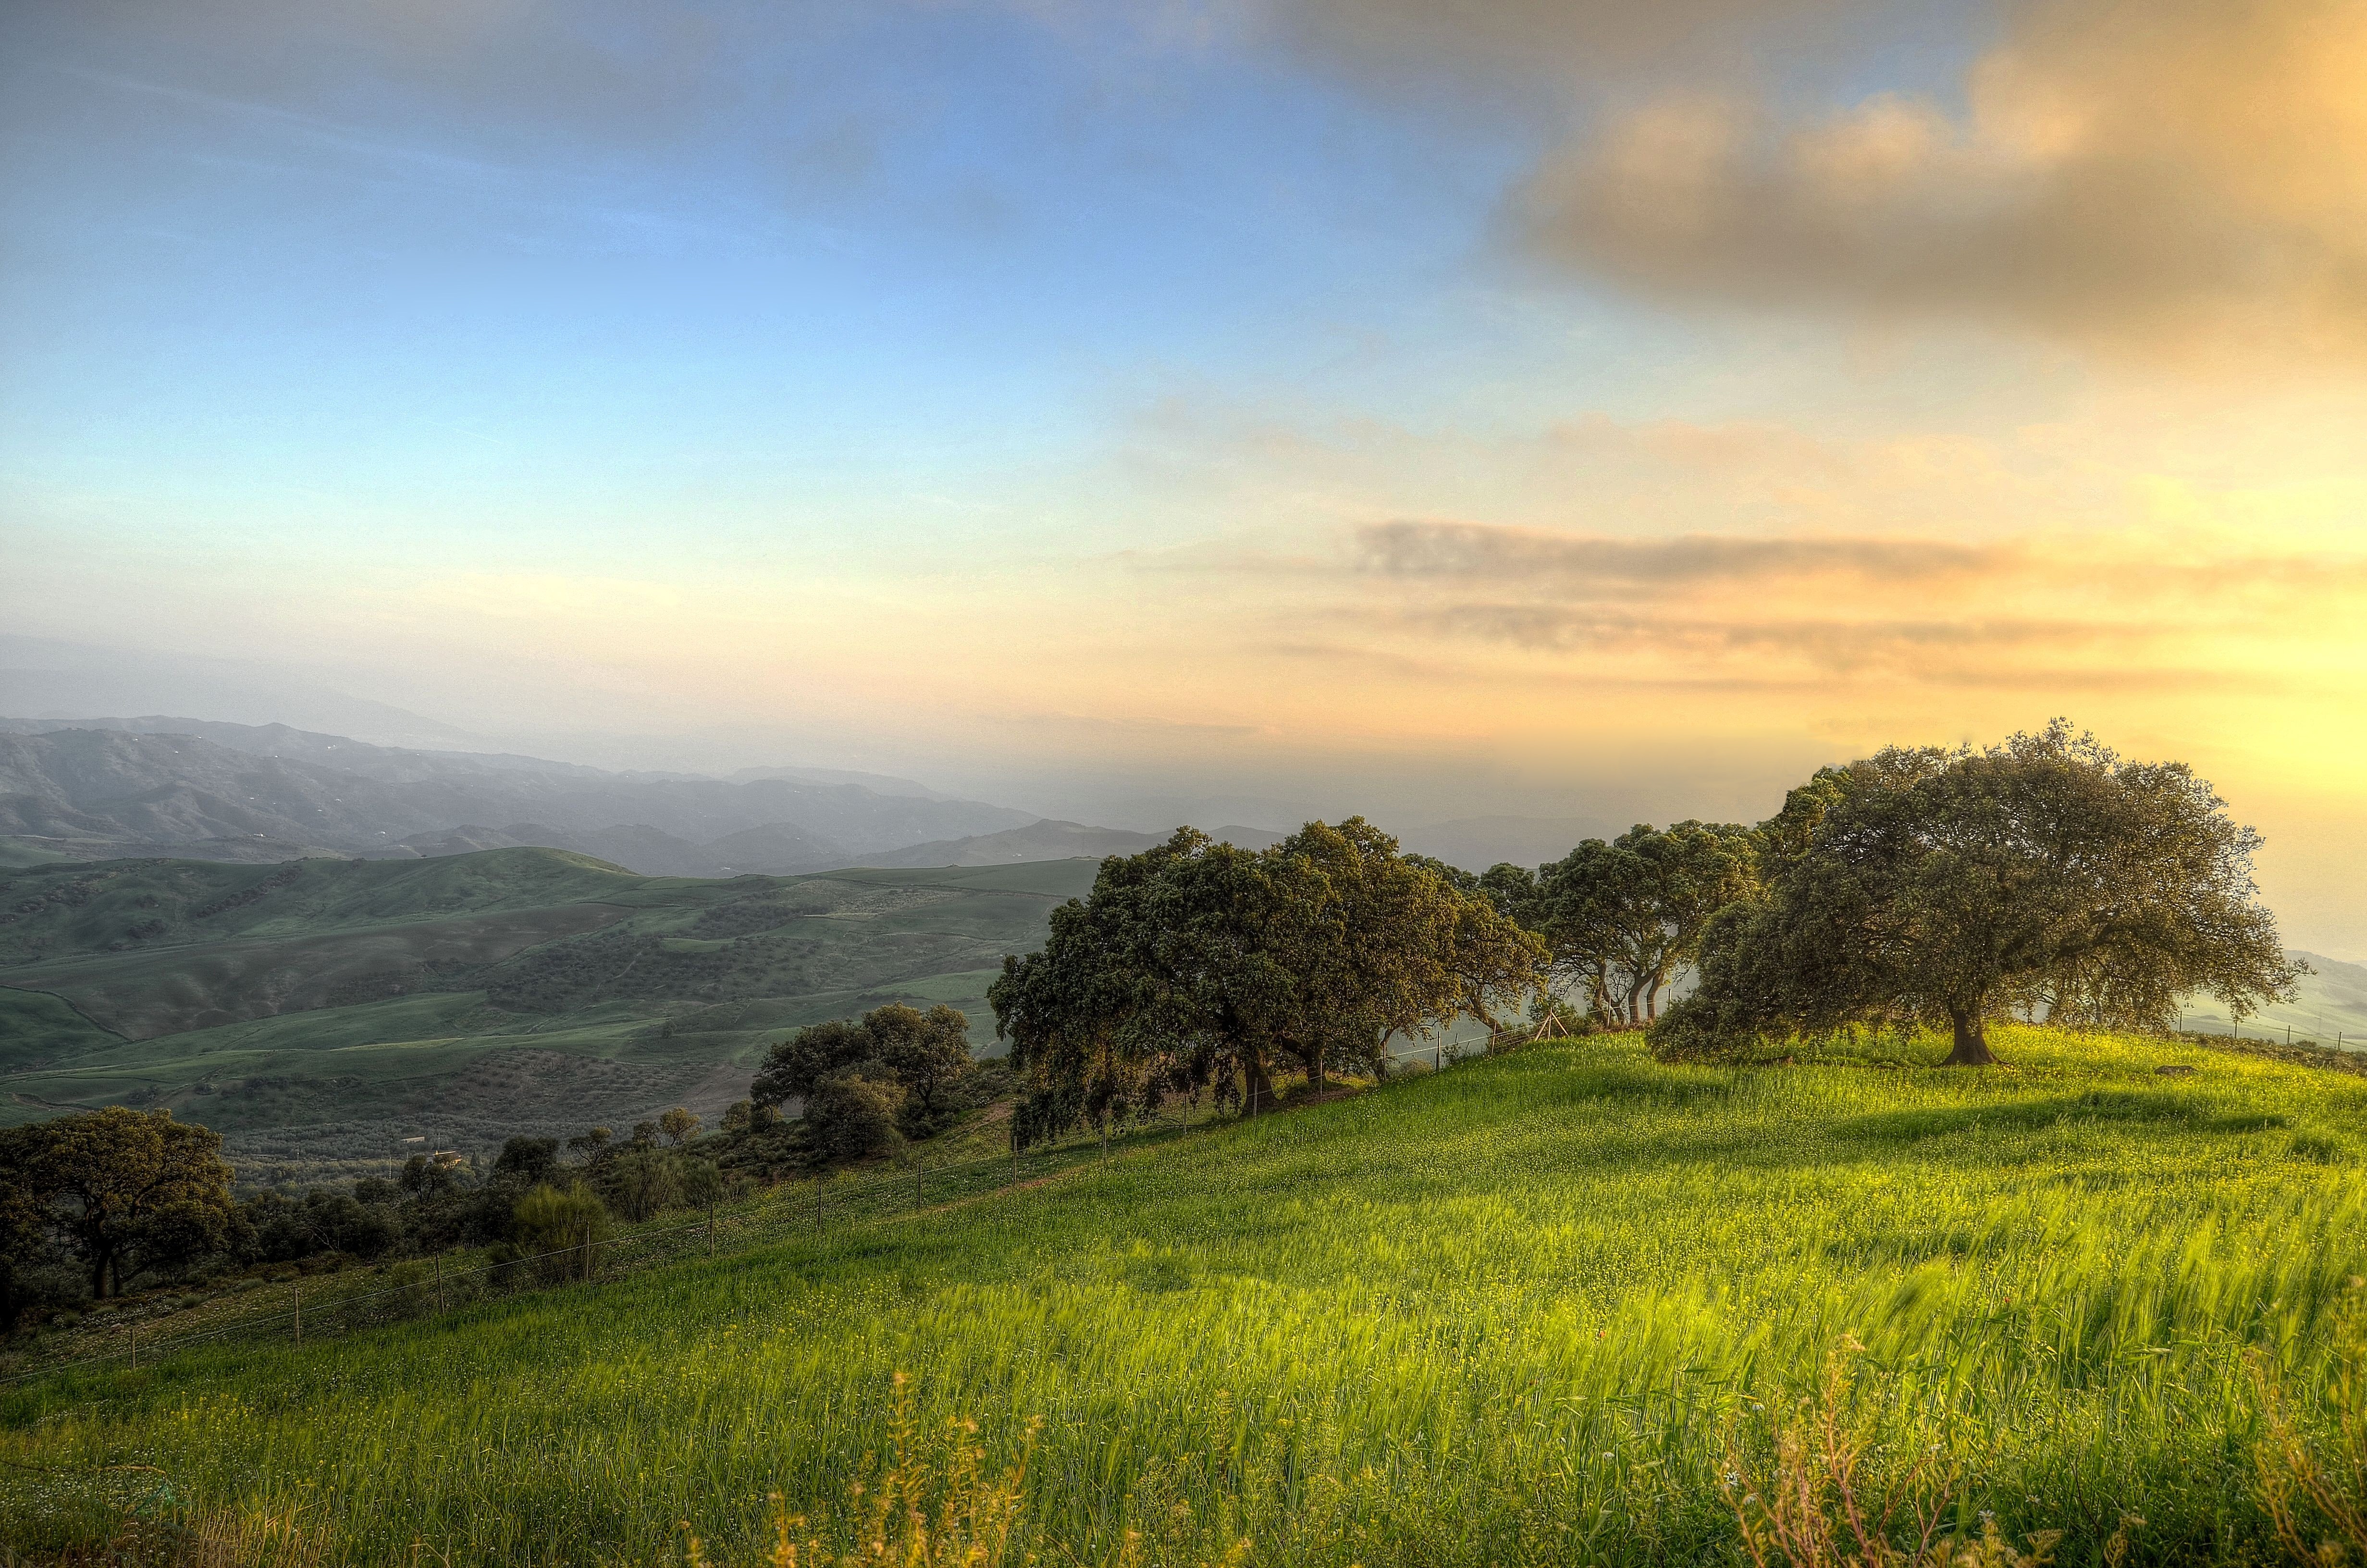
4, 0, 2367, 951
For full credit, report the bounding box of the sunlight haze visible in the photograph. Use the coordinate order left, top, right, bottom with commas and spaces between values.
3, 0, 2363, 951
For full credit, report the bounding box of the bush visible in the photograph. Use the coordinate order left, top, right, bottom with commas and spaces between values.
492, 1136, 561, 1187
509, 1183, 609, 1284
679, 1158, 724, 1211
804, 1073, 906, 1164
599, 1147, 684, 1223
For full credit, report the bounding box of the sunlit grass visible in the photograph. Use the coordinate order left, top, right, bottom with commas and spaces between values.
5, 1025, 2365, 1564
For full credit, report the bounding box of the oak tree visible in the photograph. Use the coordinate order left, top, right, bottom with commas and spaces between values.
1653, 723, 2301, 1066
1, 1107, 234, 1297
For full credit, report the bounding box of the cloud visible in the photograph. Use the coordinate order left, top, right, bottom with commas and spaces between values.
1354, 520, 2006, 589
1509, 0, 2367, 364
1261, 0, 1864, 86
1299, 516, 2367, 697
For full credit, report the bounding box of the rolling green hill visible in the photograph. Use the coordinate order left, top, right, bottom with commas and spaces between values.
0, 849, 1097, 1178
4, 1026, 2365, 1565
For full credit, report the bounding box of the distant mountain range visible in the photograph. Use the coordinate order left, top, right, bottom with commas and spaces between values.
0, 718, 1040, 875
0, 715, 1624, 880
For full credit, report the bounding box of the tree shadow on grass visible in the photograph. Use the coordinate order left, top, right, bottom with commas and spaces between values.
1833, 1089, 2287, 1146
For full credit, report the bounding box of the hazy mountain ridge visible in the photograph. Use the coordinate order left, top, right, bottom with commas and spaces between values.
861, 819, 1287, 867
0, 721, 1034, 874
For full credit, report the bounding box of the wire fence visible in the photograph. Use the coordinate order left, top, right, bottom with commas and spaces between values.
0, 1036, 1483, 1394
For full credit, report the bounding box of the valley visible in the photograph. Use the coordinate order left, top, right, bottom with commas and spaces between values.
0, 849, 1094, 1182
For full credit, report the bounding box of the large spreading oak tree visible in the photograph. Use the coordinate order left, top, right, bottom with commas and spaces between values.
990, 819, 1544, 1141
0, 1106, 234, 1297
1652, 723, 2301, 1065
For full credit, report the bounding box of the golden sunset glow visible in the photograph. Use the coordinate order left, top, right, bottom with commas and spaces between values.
3, 0, 2365, 948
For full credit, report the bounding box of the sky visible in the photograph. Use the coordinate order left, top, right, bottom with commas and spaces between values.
2, 0, 2365, 952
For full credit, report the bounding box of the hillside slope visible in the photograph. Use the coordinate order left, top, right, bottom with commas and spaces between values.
0, 850, 1098, 1175
4, 1027, 2363, 1565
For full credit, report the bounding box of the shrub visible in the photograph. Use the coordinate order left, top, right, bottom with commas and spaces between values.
803, 1074, 905, 1164
509, 1183, 609, 1284
600, 1147, 685, 1223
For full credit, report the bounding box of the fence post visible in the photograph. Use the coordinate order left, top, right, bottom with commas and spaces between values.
435, 1256, 444, 1314
914, 1156, 923, 1211
814, 1182, 823, 1238
293, 1282, 301, 1347
707, 1207, 716, 1259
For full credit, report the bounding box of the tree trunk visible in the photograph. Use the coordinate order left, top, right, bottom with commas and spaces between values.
1943, 1008, 1997, 1066
1245, 1053, 1276, 1114
1311, 1048, 1323, 1096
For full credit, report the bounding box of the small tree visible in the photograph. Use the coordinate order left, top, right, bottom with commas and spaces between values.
751, 1019, 877, 1111
600, 1147, 684, 1222
1655, 722, 2302, 1066
1, 1107, 234, 1297
511, 1182, 610, 1283
492, 1136, 561, 1187
751, 1005, 978, 1137
867, 1004, 974, 1130
658, 1107, 702, 1146
802, 1074, 906, 1164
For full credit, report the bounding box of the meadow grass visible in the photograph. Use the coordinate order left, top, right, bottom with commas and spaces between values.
5, 1026, 2366, 1565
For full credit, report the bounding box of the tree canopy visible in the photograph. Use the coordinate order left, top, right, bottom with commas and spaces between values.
1482, 821, 1760, 1026
1652, 722, 2302, 1065
0, 1107, 235, 1298
751, 1001, 976, 1139
989, 819, 1544, 1142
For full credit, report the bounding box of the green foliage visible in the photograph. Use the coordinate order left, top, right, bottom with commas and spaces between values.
0, 1106, 234, 1298
599, 1146, 688, 1222
991, 818, 1542, 1142
4, 1026, 2363, 1566
1657, 721, 2303, 1066
508, 1182, 610, 1284
754, 1003, 978, 1148
1528, 821, 1760, 1026
801, 1073, 907, 1164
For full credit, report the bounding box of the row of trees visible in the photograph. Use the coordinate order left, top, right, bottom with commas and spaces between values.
986, 819, 1544, 1139
1442, 821, 1760, 1026
1, 1001, 1009, 1331
982, 723, 2299, 1098
0, 1103, 734, 1328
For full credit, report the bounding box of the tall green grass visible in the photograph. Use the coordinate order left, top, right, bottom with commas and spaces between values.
6, 1026, 2365, 1565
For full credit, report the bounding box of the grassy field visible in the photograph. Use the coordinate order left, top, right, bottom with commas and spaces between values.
5, 1025, 2365, 1565
0, 851, 1100, 1177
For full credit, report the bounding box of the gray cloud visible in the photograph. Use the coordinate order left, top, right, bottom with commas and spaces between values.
1505, 0, 2367, 362
1356, 519, 2005, 589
